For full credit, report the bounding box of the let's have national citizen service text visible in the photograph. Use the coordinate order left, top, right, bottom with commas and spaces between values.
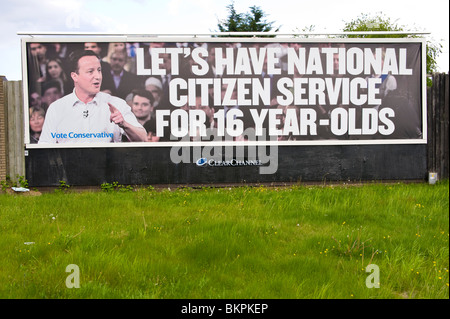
136, 45, 413, 139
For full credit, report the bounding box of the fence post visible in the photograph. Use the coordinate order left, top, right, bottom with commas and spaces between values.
0, 79, 25, 183
0, 77, 7, 181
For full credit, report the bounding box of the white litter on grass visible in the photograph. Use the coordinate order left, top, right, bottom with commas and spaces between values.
12, 187, 30, 192
24, 242, 35, 245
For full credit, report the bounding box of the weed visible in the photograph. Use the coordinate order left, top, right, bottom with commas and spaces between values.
17, 175, 29, 188
0, 179, 9, 192
100, 181, 133, 192
331, 226, 373, 258
0, 175, 28, 191
55, 180, 71, 193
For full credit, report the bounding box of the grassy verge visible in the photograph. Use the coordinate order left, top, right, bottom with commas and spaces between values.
0, 181, 448, 299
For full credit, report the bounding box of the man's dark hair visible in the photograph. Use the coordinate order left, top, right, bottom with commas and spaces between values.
68, 50, 100, 74
42, 79, 62, 94
132, 89, 155, 106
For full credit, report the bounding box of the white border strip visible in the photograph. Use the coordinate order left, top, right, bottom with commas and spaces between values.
17, 31, 430, 37
25, 139, 427, 149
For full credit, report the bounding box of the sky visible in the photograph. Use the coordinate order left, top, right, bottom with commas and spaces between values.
1, 0, 448, 81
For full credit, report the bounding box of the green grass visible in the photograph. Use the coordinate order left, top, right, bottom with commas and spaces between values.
0, 181, 448, 299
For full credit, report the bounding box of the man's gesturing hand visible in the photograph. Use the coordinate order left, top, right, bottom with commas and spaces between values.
108, 102, 148, 142
109, 103, 124, 127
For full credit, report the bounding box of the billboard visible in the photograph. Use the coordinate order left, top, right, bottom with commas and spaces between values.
22, 37, 426, 148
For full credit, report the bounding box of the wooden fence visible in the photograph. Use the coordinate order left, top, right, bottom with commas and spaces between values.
0, 73, 449, 184
427, 72, 449, 180
0, 78, 25, 183
0, 77, 6, 181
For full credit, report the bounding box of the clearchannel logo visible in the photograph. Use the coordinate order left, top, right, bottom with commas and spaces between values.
196, 158, 263, 167
196, 158, 208, 167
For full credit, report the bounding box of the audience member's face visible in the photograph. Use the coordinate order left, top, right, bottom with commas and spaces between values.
333, 53, 340, 73
112, 43, 126, 51
30, 92, 42, 109
47, 61, 63, 79
110, 52, 126, 73
42, 87, 62, 106
30, 111, 45, 133
30, 43, 47, 60
84, 43, 101, 55
132, 95, 153, 120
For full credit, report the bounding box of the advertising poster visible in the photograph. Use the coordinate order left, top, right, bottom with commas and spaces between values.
23, 37, 426, 148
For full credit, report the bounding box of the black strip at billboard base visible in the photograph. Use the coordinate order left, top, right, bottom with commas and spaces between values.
25, 144, 427, 187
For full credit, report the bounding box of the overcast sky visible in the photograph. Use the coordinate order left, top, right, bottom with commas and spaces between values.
1, 0, 448, 80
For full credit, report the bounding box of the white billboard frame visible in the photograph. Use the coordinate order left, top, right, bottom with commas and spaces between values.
21, 34, 428, 149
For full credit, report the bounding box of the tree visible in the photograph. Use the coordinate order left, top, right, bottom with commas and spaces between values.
216, 2, 280, 36
342, 12, 443, 76
342, 12, 405, 38
217, 2, 243, 33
